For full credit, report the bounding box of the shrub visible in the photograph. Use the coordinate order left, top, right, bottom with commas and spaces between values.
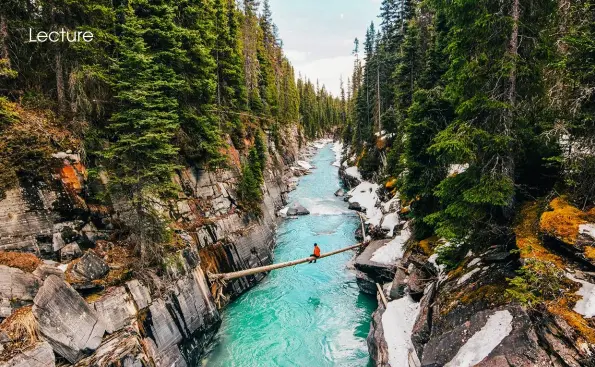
506, 259, 566, 308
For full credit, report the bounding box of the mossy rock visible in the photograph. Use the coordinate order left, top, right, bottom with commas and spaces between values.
540, 197, 595, 268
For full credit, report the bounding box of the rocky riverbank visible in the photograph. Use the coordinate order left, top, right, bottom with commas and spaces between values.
339, 146, 595, 367
0, 127, 331, 366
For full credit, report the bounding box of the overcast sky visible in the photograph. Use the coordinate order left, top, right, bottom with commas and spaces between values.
268, 0, 380, 96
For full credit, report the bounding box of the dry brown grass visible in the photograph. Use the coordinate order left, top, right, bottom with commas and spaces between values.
0, 306, 40, 361
0, 252, 42, 273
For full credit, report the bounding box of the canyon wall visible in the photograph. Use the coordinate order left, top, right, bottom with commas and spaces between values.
0, 127, 302, 366
340, 152, 595, 367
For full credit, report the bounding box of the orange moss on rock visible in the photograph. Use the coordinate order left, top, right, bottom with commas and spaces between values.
60, 165, 83, 191
585, 246, 595, 260
447, 258, 471, 281
418, 236, 439, 256
540, 197, 595, 246
515, 202, 564, 268
385, 177, 398, 190
0, 251, 42, 273
548, 297, 595, 344
515, 201, 595, 345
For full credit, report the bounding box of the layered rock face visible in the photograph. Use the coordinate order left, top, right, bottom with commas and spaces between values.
0, 128, 302, 365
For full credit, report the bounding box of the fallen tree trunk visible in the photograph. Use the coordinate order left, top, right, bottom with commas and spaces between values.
209, 242, 366, 281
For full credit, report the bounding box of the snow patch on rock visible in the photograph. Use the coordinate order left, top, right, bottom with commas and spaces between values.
381, 212, 400, 237
345, 166, 363, 181
332, 141, 343, 167
467, 258, 481, 268
296, 160, 312, 170
382, 194, 400, 213
568, 273, 595, 318
370, 226, 411, 265
278, 207, 289, 217
579, 223, 595, 241
348, 181, 380, 217
382, 296, 421, 367
457, 267, 481, 285
444, 310, 513, 367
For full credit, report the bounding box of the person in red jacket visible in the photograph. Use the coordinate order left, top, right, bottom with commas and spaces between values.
309, 243, 321, 263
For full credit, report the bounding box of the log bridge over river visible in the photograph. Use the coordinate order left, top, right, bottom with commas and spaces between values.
208, 242, 366, 281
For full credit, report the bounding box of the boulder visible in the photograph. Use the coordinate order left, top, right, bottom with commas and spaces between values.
407, 263, 427, 297
334, 189, 345, 197
389, 266, 408, 300
366, 306, 390, 367
126, 279, 152, 310
577, 223, 595, 248
143, 337, 187, 367
60, 242, 82, 262
52, 232, 66, 252
73, 251, 110, 281
81, 222, 106, 244
171, 269, 220, 338
32, 263, 64, 281
0, 299, 11, 319
0, 341, 55, 367
348, 202, 362, 211
93, 287, 137, 334
355, 271, 377, 295
411, 282, 435, 356
483, 251, 516, 263
0, 265, 40, 317
354, 239, 396, 286
287, 203, 309, 216
32, 275, 106, 363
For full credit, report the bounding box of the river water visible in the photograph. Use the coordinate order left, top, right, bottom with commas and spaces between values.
201, 143, 376, 367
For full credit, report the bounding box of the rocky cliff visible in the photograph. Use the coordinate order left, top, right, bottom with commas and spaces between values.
0, 124, 303, 366
340, 151, 595, 367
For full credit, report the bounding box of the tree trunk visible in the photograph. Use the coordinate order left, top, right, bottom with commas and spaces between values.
0, 15, 8, 64
209, 242, 365, 281
55, 51, 66, 111
503, 0, 520, 217
508, 0, 520, 108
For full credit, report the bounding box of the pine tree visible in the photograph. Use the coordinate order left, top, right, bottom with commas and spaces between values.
104, 2, 181, 261
177, 0, 226, 168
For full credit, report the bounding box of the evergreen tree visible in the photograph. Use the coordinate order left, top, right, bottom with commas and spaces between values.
104, 2, 181, 261
177, 0, 226, 168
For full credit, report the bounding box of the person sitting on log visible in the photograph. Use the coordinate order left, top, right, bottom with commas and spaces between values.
309, 243, 321, 263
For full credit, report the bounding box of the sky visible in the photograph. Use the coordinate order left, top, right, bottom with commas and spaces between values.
268, 0, 380, 97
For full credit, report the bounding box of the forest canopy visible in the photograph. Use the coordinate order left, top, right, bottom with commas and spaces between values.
343, 0, 595, 247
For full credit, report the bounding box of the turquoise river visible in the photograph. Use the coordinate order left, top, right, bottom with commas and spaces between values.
201, 143, 376, 367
